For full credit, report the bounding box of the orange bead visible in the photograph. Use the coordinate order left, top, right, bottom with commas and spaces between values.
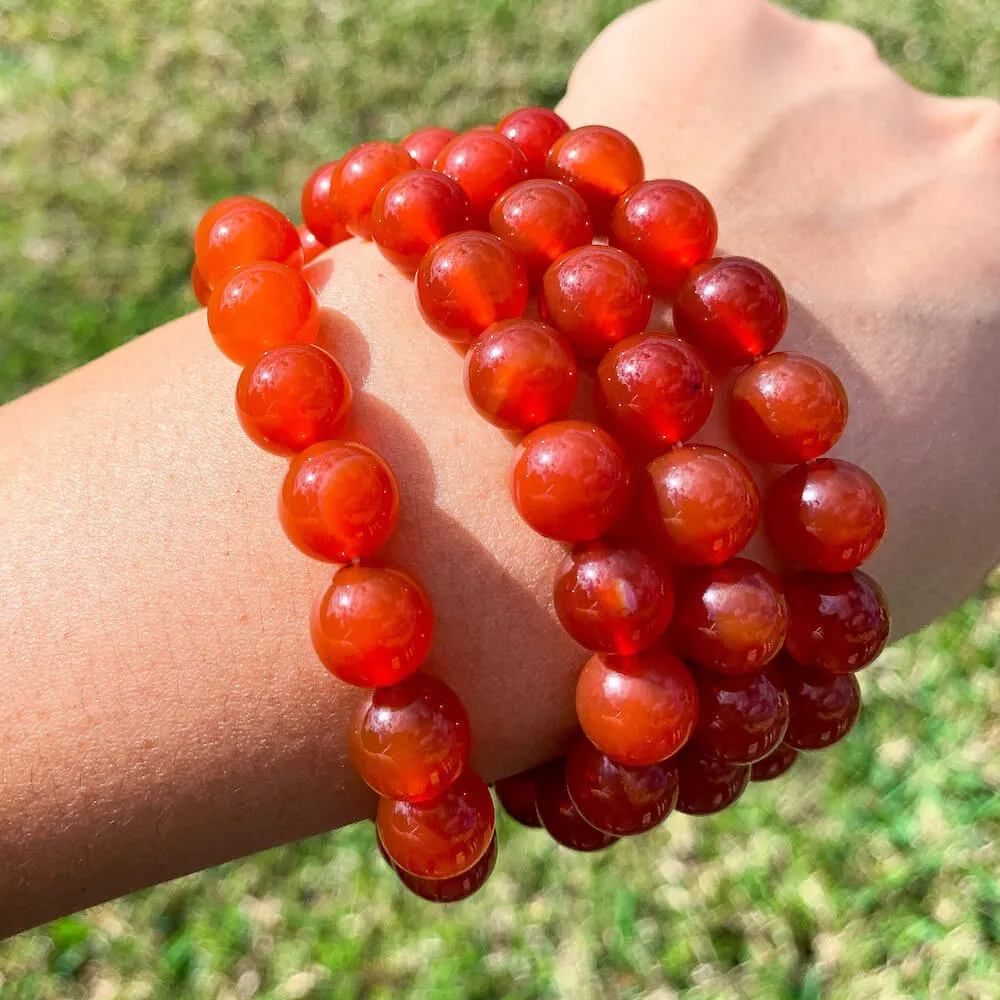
495, 770, 542, 827
311, 564, 433, 687
575, 645, 699, 766
194, 195, 269, 253
534, 760, 620, 852
279, 441, 399, 562
750, 742, 799, 782
236, 344, 352, 456
510, 421, 632, 542
381, 833, 497, 902
207, 262, 320, 366
774, 653, 862, 750
191, 260, 211, 307
297, 224, 328, 264
674, 749, 749, 815
330, 142, 415, 241
401, 126, 458, 169
496, 107, 570, 176
300, 161, 351, 247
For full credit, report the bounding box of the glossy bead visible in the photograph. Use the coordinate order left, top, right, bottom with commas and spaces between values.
565, 735, 678, 836
576, 645, 699, 766
401, 126, 457, 169
236, 344, 352, 455
381, 832, 496, 902
488, 179, 593, 281
539, 245, 653, 360
300, 161, 351, 246
609, 179, 718, 297
495, 770, 542, 827
673, 256, 787, 367
194, 195, 269, 254
433, 131, 529, 226
674, 750, 750, 815
297, 224, 328, 265
191, 261, 211, 307
596, 332, 713, 453
750, 742, 799, 782
730, 352, 848, 464
545, 126, 644, 227
279, 441, 399, 562
330, 142, 415, 241
644, 445, 760, 566
377, 768, 495, 879
350, 673, 471, 801
415, 231, 529, 343
765, 459, 888, 572
671, 558, 787, 675
311, 564, 433, 687
207, 262, 320, 366
534, 760, 620, 852
783, 570, 890, 673
510, 421, 632, 542
774, 654, 862, 750
553, 542, 674, 654
463, 319, 577, 431
496, 107, 570, 176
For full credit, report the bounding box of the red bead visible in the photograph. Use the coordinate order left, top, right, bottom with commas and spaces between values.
236, 344, 352, 455
673, 256, 788, 367
534, 760, 620, 852
191, 260, 211, 307
730, 353, 848, 464
609, 180, 718, 297
539, 245, 653, 360
783, 570, 890, 673
488, 179, 593, 282
576, 645, 699, 766
401, 126, 457, 170
311, 564, 433, 687
371, 170, 471, 273
382, 833, 497, 903
377, 768, 495, 879
510, 421, 632, 542
415, 231, 529, 343
463, 319, 577, 431
207, 262, 320, 366
644, 445, 760, 566
330, 142, 415, 241
674, 750, 749, 815
496, 107, 570, 176
495, 770, 542, 827
545, 126, 644, 227
671, 558, 787, 675
553, 542, 674, 654
194, 196, 269, 254
300, 161, 351, 247
297, 224, 328, 265
279, 441, 399, 562
774, 653, 862, 750
565, 734, 678, 836
765, 459, 888, 572
596, 332, 714, 453
750, 742, 798, 782
350, 673, 471, 802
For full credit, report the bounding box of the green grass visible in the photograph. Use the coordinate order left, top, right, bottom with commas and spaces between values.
2, 0, 1000, 996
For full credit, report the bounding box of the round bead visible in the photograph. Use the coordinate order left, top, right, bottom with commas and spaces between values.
330, 142, 415, 241
310, 564, 433, 687
415, 232, 529, 343
644, 445, 761, 566
750, 742, 799, 782
534, 760, 620, 852
783, 570, 890, 673
674, 750, 750, 815
300, 161, 351, 247
576, 645, 699, 766
377, 768, 495, 879
401, 126, 458, 169
191, 260, 211, 307
730, 352, 848, 464
496, 107, 570, 176
236, 344, 352, 456
194, 195, 269, 254
297, 224, 328, 265
671, 558, 787, 675
279, 441, 399, 562
553, 542, 674, 654
207, 262, 320, 366
774, 654, 862, 750
673, 256, 788, 368
539, 245, 653, 360
381, 833, 497, 903
609, 179, 718, 297
488, 179, 593, 282
495, 770, 542, 827
350, 673, 471, 802
765, 459, 888, 572
510, 421, 632, 542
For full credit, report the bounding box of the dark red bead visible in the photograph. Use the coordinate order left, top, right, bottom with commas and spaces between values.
401, 126, 458, 169
330, 142, 416, 241
774, 653, 862, 749
434, 131, 529, 227
534, 760, 620, 852
674, 750, 749, 815
297, 225, 328, 264
300, 161, 351, 247
495, 770, 542, 828
750, 743, 799, 782
381, 833, 497, 903
496, 107, 570, 176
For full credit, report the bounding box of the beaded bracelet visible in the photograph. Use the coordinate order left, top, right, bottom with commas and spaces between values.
191, 106, 889, 901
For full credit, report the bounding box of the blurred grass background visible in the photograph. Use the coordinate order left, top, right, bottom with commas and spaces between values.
1, 0, 1000, 996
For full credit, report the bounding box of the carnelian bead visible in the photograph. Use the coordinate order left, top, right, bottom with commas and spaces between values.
297, 224, 328, 265
191, 261, 211, 307
496, 107, 570, 176
545, 126, 644, 227
236, 344, 352, 456
553, 542, 674, 654
415, 232, 529, 343
674, 750, 750, 815
194, 195, 268, 253
330, 142, 415, 241
495, 770, 542, 828
671, 558, 788, 675
644, 445, 760, 566
783, 570, 890, 673
510, 421, 632, 542
539, 245, 653, 360
279, 441, 399, 562
463, 319, 577, 431
765, 459, 888, 572
596, 332, 713, 453
381, 834, 498, 903
750, 742, 798, 782
565, 734, 678, 836
350, 673, 471, 802
576, 645, 699, 766
311, 564, 433, 687
300, 161, 351, 247
534, 760, 620, 852
774, 653, 862, 750
730, 353, 848, 464
207, 262, 320, 366
488, 179, 593, 282
673, 256, 788, 368
609, 179, 718, 297
377, 768, 495, 879
401, 126, 457, 170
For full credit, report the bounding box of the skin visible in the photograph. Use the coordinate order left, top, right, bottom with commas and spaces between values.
1, 0, 999, 938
